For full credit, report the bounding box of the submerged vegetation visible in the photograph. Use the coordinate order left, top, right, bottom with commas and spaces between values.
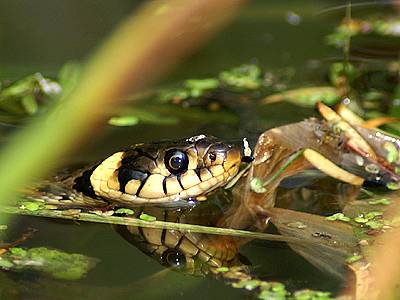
0, 247, 96, 280
0, 1, 400, 300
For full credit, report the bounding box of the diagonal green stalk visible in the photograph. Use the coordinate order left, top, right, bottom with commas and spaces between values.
0, 205, 315, 245
262, 149, 305, 187
0, 0, 245, 225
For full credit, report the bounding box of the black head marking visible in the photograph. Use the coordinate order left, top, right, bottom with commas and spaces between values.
118, 167, 149, 193
73, 165, 98, 197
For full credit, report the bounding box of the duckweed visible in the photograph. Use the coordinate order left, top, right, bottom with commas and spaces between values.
346, 255, 362, 264
250, 177, 267, 193
139, 213, 157, 222
325, 213, 351, 222
114, 208, 135, 215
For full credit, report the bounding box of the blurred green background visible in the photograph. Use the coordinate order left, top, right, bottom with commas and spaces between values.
0, 0, 346, 82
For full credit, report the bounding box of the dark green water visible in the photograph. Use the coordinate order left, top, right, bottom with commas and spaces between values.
0, 1, 396, 299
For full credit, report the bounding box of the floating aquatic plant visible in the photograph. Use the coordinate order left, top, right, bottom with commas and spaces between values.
0, 247, 97, 280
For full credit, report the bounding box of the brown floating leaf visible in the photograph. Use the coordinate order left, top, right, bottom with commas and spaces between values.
266, 207, 359, 280
347, 261, 375, 300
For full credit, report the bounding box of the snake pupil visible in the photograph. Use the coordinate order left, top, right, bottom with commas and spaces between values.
165, 150, 189, 174
170, 156, 183, 169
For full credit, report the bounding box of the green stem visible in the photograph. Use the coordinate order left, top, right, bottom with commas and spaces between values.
0, 206, 313, 245
344, 1, 352, 66
0, 0, 245, 226
263, 149, 305, 187
360, 188, 376, 197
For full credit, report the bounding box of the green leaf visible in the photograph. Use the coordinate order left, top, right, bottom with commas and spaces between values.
9, 247, 27, 257
368, 198, 391, 205
158, 78, 218, 102
365, 220, 383, 230
329, 62, 360, 85
114, 208, 135, 215
250, 177, 267, 193
263, 86, 340, 107
364, 211, 383, 220
232, 279, 261, 290
15, 247, 97, 280
219, 64, 262, 90
257, 282, 288, 300
215, 266, 229, 273
387, 182, 400, 190
325, 213, 351, 222
384, 142, 398, 164
294, 290, 333, 300
131, 109, 179, 125
21, 94, 38, 115
158, 88, 189, 102
108, 116, 140, 126
271, 282, 286, 292
20, 201, 42, 211
110, 109, 180, 127
346, 255, 362, 264
258, 290, 286, 300
139, 213, 156, 222
184, 78, 219, 97
354, 216, 369, 224
0, 73, 61, 118
58, 61, 82, 95
0, 258, 13, 269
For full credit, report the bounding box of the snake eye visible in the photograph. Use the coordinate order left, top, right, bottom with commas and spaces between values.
164, 149, 189, 175
162, 249, 186, 269
205, 149, 225, 167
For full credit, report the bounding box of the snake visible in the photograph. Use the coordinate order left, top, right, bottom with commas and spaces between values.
115, 204, 245, 276
23, 134, 251, 276
26, 134, 247, 208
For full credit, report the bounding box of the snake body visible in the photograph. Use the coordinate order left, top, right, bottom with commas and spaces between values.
24, 135, 248, 276
116, 204, 242, 275
27, 135, 244, 208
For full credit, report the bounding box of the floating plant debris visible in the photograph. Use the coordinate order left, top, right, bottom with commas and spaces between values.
326, 213, 351, 222
368, 198, 391, 206
139, 213, 157, 222
0, 247, 97, 280
114, 208, 135, 215
346, 254, 363, 264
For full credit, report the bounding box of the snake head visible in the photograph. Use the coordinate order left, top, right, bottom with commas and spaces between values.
88, 135, 244, 206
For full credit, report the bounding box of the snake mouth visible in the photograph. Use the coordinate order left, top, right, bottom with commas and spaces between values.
87, 136, 244, 206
